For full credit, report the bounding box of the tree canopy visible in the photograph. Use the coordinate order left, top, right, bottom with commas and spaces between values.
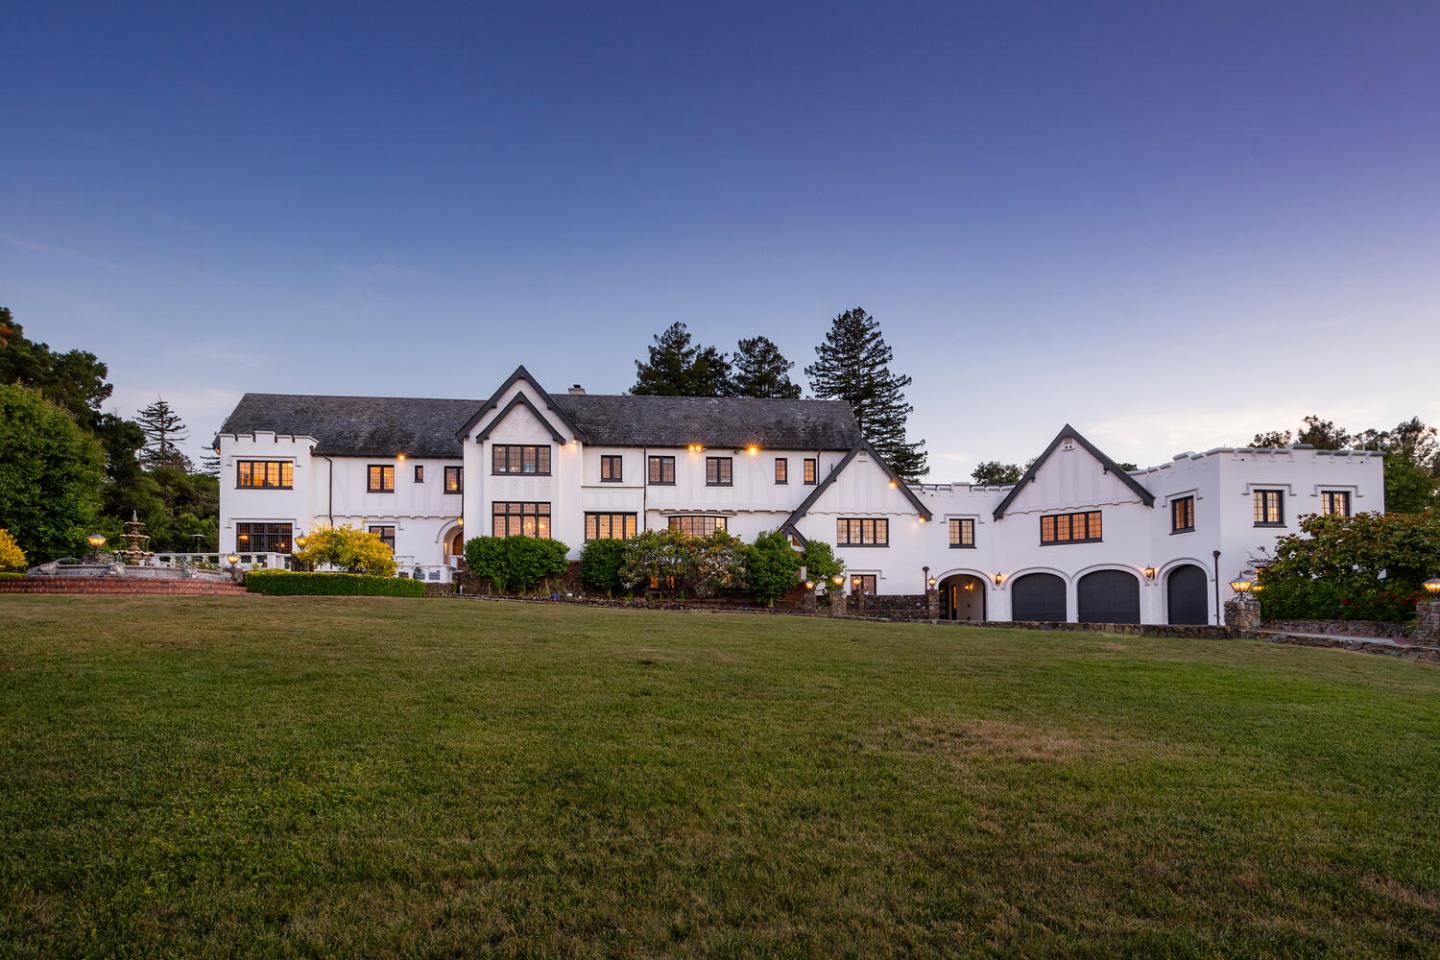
805, 308, 927, 481
0, 384, 104, 560
631, 322, 733, 397
731, 336, 801, 399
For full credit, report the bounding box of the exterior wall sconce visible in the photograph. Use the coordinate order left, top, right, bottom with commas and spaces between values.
396, 452, 407, 461
687, 444, 705, 453
804, 580, 815, 591
888, 480, 897, 488
831, 575, 845, 587
917, 516, 926, 524
993, 573, 1005, 586
746, 445, 760, 455
1229, 577, 1253, 595
1425, 577, 1440, 596
1143, 566, 1156, 582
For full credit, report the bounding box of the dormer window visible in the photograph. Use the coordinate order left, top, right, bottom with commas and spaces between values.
492, 445, 551, 476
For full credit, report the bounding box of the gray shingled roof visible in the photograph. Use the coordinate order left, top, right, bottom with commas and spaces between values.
219, 391, 862, 456
550, 393, 861, 449
218, 394, 481, 458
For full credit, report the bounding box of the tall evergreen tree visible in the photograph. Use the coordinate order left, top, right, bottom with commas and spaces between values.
805, 308, 928, 481
135, 397, 191, 469
731, 336, 801, 399
631, 322, 733, 396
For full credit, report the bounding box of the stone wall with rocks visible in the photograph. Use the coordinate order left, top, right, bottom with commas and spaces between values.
1261, 618, 1415, 640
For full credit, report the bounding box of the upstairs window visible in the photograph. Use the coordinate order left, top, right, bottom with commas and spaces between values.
774, 457, 788, 484
413, 465, 425, 483
837, 518, 889, 546
705, 456, 733, 486
1320, 490, 1351, 517
367, 464, 395, 493
237, 460, 293, 490
648, 456, 675, 485
492, 444, 551, 475
668, 515, 727, 537
1253, 490, 1284, 527
1171, 496, 1195, 533
368, 525, 396, 551
803, 458, 817, 485
492, 501, 551, 538
445, 466, 463, 493
948, 518, 975, 548
600, 455, 623, 483
1040, 510, 1102, 544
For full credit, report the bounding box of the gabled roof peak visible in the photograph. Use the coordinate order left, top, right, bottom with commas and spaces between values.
992, 424, 1155, 519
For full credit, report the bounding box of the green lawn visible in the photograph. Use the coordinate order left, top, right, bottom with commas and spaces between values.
2, 597, 1439, 958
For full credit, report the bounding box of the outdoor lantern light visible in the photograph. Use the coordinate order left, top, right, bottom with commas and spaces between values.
804, 580, 815, 591
993, 572, 1005, 586
831, 575, 844, 587
1229, 577, 1253, 595
1143, 566, 1157, 582
226, 554, 239, 567
888, 479, 897, 488
927, 576, 937, 588
747, 444, 760, 455
1424, 577, 1440, 596
1251, 583, 1265, 594
86, 533, 106, 549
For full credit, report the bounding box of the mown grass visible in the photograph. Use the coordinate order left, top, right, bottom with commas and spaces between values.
2, 596, 1438, 958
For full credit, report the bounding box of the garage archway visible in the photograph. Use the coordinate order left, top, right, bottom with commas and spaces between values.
1166, 564, 1209, 625
1077, 569, 1141, 624
1010, 572, 1066, 622
939, 574, 986, 621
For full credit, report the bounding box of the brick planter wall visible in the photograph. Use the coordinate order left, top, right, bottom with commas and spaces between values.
0, 579, 248, 596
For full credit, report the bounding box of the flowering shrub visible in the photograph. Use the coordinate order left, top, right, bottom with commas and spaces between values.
293, 524, 396, 577
1258, 511, 1440, 622
0, 528, 26, 572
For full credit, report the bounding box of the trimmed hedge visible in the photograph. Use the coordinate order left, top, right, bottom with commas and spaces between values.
244, 570, 426, 597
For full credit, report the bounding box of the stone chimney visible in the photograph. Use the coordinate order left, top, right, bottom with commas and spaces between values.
568, 384, 586, 395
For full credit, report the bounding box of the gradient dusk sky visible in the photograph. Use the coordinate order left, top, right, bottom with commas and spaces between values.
3, 2, 1437, 476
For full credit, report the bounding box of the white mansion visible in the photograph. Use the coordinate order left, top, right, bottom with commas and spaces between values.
217, 366, 1384, 625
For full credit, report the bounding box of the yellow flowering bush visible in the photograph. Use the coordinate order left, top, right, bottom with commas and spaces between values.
293, 524, 396, 577
0, 528, 27, 572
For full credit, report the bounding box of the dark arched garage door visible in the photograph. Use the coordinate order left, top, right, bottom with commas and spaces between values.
1077, 570, 1141, 624
1010, 572, 1067, 622
1167, 564, 1209, 625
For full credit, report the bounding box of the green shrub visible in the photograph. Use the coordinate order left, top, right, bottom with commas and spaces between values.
579, 538, 627, 595
799, 539, 844, 589
463, 536, 571, 593
0, 571, 26, 580
748, 530, 801, 606
244, 570, 425, 597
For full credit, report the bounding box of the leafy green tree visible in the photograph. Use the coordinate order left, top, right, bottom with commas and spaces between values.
0, 384, 104, 560
1295, 415, 1350, 450
1250, 429, 1292, 448
0, 307, 112, 430
731, 336, 801, 398
799, 538, 844, 588
1258, 511, 1440, 621
631, 322, 733, 396
1250, 414, 1439, 512
748, 530, 801, 606
294, 524, 396, 576
620, 529, 699, 597
579, 538, 628, 595
694, 530, 752, 598
971, 461, 1023, 485
805, 307, 927, 481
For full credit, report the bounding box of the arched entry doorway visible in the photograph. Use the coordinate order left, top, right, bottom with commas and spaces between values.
939, 574, 986, 621
1011, 572, 1066, 622
443, 527, 465, 563
1166, 564, 1209, 624
1077, 569, 1141, 624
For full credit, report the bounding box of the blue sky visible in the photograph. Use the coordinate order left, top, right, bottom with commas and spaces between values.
3, 1, 1437, 477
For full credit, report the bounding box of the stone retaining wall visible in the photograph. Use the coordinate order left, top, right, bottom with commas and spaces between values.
1261, 618, 1414, 640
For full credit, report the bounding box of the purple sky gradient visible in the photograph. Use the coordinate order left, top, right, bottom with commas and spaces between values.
3, 1, 1437, 476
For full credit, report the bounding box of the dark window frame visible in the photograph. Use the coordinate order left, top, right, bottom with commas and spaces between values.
368, 524, 397, 551
367, 464, 395, 493
491, 444, 552, 476
235, 522, 293, 554
668, 515, 728, 537
1253, 490, 1285, 527
1170, 495, 1195, 534
647, 455, 676, 486
600, 454, 623, 483
850, 574, 878, 595
836, 517, 890, 547
1039, 510, 1103, 545
1319, 490, 1351, 518
774, 457, 788, 484
803, 458, 817, 485
705, 456, 733, 487
444, 465, 463, 494
491, 501, 552, 539
236, 460, 293, 490
413, 464, 424, 483
584, 511, 639, 541
948, 517, 975, 548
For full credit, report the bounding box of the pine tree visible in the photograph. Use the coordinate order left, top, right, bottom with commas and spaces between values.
136, 397, 191, 469
805, 308, 928, 481
731, 336, 802, 399
631, 322, 733, 396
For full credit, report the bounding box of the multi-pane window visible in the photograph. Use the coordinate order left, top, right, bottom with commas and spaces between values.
1039, 511, 1102, 544
774, 458, 788, 484
948, 518, 975, 548
235, 522, 293, 554
445, 466, 463, 493
367, 464, 395, 492
803, 458, 817, 485
368, 525, 396, 551
648, 456, 675, 485
705, 457, 733, 486
492, 444, 551, 475
236, 460, 293, 489
1253, 490, 1284, 527
668, 515, 728, 537
1320, 490, 1351, 517
1171, 496, 1195, 533
413, 465, 424, 483
600, 455, 623, 483
585, 512, 638, 541
850, 574, 878, 595
492, 501, 551, 538
836, 518, 889, 546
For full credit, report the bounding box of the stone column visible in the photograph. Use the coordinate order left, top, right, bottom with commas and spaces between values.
803, 588, 818, 615
925, 587, 939, 620
830, 590, 848, 618
1417, 601, 1440, 644
1224, 597, 1261, 632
